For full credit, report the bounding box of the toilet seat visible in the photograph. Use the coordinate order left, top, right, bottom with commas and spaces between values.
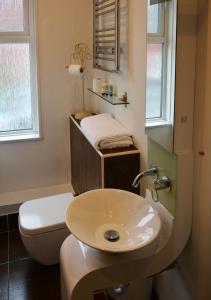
19, 193, 74, 235
19, 193, 74, 265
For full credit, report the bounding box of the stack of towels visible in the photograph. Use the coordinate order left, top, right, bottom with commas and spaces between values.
80, 113, 134, 150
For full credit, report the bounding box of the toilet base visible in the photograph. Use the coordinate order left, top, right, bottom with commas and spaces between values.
20, 225, 70, 265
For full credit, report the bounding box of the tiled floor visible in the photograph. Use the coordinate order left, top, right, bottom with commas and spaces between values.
0, 213, 61, 300
0, 214, 159, 300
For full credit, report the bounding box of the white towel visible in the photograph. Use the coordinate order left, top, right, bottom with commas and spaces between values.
80, 113, 134, 150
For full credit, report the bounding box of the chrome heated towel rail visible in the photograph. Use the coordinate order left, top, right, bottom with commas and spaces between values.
93, 0, 120, 72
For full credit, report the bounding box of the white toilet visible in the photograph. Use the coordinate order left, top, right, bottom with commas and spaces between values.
19, 193, 74, 266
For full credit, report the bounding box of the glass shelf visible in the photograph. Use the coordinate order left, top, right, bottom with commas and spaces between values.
87, 88, 130, 106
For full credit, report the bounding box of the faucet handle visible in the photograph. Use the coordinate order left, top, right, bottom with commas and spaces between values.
153, 176, 171, 192
151, 176, 171, 202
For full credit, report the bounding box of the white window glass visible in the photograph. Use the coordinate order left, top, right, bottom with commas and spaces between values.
0, 0, 39, 141
146, 44, 163, 119
147, 1, 161, 34
146, 1, 166, 121
146, 0, 176, 126
0, 0, 24, 32
0, 44, 32, 132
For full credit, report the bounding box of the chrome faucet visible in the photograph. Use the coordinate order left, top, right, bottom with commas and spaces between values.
151, 176, 171, 202
132, 165, 158, 188
153, 176, 171, 192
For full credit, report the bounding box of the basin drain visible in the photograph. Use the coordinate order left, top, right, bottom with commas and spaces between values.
104, 230, 120, 242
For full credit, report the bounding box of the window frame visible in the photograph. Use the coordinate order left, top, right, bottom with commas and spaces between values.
146, 0, 176, 126
0, 0, 41, 142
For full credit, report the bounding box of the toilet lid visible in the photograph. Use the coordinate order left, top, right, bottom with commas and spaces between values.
19, 193, 74, 236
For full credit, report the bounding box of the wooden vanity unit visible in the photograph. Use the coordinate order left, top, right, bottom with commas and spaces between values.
70, 116, 140, 195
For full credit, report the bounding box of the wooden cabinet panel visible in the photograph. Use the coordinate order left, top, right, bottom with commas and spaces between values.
70, 119, 86, 194
104, 154, 140, 194
84, 133, 102, 191
70, 117, 140, 195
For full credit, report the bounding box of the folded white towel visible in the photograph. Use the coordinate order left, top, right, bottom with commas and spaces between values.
80, 113, 133, 150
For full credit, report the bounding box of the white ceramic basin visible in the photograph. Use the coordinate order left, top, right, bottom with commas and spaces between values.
66, 189, 161, 253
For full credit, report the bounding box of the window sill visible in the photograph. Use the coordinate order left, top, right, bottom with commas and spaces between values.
0, 133, 42, 143
146, 120, 172, 129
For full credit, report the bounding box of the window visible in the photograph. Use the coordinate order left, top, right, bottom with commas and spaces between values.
0, 0, 40, 142
146, 0, 176, 124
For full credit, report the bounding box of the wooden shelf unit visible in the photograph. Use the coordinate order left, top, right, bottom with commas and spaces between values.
70, 116, 140, 195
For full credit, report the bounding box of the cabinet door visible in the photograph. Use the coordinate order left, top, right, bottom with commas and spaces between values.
104, 154, 140, 195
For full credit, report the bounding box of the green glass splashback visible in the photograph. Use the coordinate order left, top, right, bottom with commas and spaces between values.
148, 138, 177, 216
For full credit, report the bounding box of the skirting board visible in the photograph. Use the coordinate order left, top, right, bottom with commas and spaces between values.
154, 269, 192, 300
0, 183, 74, 215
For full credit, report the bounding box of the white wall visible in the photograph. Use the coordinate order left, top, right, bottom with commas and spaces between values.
179, 1, 211, 298
0, 0, 92, 195
0, 0, 148, 203
156, 1, 211, 299
89, 0, 148, 178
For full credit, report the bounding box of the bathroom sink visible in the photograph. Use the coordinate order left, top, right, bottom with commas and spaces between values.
66, 189, 161, 253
